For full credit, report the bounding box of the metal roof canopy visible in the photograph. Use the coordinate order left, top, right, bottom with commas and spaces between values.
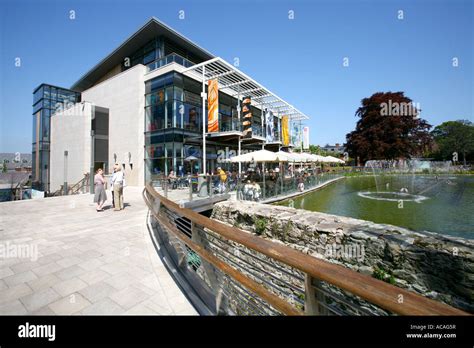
182, 57, 309, 121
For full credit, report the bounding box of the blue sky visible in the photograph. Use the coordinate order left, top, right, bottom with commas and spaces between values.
0, 0, 472, 153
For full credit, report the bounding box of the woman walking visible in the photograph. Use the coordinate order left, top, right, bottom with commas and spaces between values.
94, 168, 107, 211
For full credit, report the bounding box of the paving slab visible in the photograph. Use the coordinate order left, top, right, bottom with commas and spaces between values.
0, 187, 197, 315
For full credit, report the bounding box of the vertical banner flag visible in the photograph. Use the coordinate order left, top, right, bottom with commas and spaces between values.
265, 109, 274, 142
291, 122, 300, 146
208, 79, 219, 132
277, 116, 281, 142
241, 96, 252, 138
282, 116, 290, 146
303, 126, 310, 149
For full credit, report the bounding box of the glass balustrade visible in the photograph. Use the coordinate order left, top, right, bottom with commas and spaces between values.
146, 53, 195, 73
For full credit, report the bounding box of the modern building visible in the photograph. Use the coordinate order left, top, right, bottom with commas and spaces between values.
1, 153, 32, 173
32, 18, 309, 192
32, 85, 80, 190
322, 143, 345, 154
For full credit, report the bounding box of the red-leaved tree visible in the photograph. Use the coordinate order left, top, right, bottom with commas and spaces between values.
345, 92, 432, 164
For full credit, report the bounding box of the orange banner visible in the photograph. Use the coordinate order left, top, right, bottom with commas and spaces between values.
282, 115, 290, 146
208, 79, 219, 132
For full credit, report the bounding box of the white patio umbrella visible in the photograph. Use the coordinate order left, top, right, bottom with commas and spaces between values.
287, 152, 308, 163
230, 150, 288, 196
310, 154, 326, 162
325, 156, 344, 163
275, 151, 293, 162
318, 156, 331, 163
229, 149, 288, 163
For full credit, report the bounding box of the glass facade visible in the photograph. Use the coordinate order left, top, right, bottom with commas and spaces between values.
32, 84, 80, 191
144, 71, 281, 183
125, 38, 162, 70
32, 32, 289, 188
125, 37, 196, 73
145, 72, 203, 181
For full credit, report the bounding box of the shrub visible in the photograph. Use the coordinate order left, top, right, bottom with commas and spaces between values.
254, 217, 267, 235
372, 266, 396, 285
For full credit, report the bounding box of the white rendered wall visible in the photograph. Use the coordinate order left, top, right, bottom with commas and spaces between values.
50, 102, 92, 192
82, 65, 146, 186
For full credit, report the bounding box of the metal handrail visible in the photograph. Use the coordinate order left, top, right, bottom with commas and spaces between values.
51, 173, 90, 196
143, 183, 468, 316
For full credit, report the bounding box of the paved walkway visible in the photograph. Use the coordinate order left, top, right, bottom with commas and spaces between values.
0, 187, 197, 315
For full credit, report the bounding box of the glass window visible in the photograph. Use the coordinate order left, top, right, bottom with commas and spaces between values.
146, 158, 165, 178
183, 103, 200, 132
175, 101, 183, 129
166, 143, 173, 158
158, 90, 165, 104
32, 112, 40, 144
173, 72, 184, 87
33, 100, 43, 114
220, 103, 231, 116
43, 86, 51, 98
184, 91, 201, 106
175, 143, 183, 159
143, 50, 155, 65
166, 101, 173, 128
41, 110, 50, 141
221, 113, 232, 132
165, 87, 173, 102
175, 55, 184, 66
174, 87, 183, 101
145, 105, 165, 131
150, 144, 164, 158
33, 86, 43, 105
50, 87, 57, 100
57, 89, 66, 101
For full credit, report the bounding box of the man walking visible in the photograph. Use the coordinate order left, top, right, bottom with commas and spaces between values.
111, 164, 125, 211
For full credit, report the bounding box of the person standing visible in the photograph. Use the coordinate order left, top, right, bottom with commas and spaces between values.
94, 168, 107, 212
217, 167, 227, 193
109, 166, 116, 207
111, 164, 125, 211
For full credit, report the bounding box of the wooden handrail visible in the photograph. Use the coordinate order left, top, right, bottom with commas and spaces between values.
145, 183, 469, 316
144, 191, 301, 315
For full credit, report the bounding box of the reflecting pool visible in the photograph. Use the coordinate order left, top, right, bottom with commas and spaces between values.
278, 175, 474, 239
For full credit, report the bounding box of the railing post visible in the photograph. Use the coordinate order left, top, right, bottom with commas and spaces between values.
191, 223, 229, 315
304, 274, 320, 315
188, 175, 193, 201
209, 175, 213, 198
164, 178, 168, 198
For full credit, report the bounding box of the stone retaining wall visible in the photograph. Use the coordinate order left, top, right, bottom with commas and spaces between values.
211, 201, 474, 313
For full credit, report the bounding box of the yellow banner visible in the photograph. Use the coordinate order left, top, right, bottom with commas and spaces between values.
208, 79, 219, 132
282, 115, 290, 146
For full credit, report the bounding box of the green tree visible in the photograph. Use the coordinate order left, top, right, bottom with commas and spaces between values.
2, 161, 7, 173
431, 120, 474, 165
345, 92, 432, 164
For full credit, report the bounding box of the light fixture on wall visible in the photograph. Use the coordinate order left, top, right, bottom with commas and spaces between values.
126, 152, 133, 170
128, 152, 133, 169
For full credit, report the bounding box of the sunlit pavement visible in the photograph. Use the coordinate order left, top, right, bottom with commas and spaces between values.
0, 187, 197, 315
